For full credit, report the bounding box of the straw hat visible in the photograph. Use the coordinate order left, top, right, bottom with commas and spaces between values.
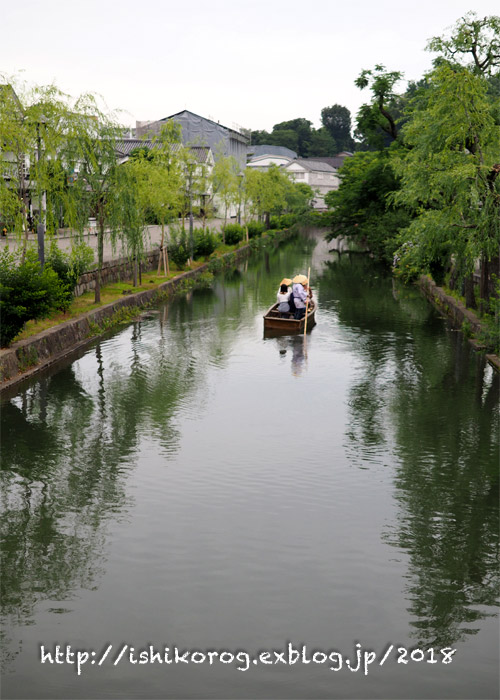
292, 274, 308, 285
280, 278, 292, 286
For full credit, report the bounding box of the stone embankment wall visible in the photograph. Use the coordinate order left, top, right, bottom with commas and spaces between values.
0, 231, 293, 392
419, 275, 499, 372
75, 249, 161, 296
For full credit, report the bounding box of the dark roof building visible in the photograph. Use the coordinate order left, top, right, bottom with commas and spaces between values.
304, 153, 353, 169
136, 110, 249, 170
247, 144, 298, 160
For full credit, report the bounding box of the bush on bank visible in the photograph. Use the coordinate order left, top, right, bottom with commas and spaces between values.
1, 222, 291, 348
0, 250, 68, 347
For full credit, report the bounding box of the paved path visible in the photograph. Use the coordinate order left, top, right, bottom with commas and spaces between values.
0, 218, 226, 264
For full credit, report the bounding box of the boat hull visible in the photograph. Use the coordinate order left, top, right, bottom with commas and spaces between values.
263, 301, 316, 334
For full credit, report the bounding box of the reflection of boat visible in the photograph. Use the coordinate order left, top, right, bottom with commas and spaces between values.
263, 301, 316, 334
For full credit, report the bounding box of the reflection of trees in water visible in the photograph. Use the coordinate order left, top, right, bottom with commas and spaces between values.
0, 286, 258, 665
319, 254, 499, 648
0, 230, 324, 669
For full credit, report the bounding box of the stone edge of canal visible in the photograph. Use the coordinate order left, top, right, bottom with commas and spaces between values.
0, 229, 295, 395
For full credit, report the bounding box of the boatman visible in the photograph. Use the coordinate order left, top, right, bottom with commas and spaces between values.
292, 274, 312, 320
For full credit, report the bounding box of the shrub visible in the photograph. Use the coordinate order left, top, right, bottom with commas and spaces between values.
169, 227, 190, 268
279, 213, 296, 229
270, 216, 281, 230
223, 223, 244, 245
246, 220, 265, 239
193, 228, 218, 258
0, 249, 69, 347
46, 241, 94, 306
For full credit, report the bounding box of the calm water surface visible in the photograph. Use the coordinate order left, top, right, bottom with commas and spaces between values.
1, 233, 498, 699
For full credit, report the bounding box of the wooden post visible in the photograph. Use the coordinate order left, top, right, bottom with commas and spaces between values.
303, 266, 311, 336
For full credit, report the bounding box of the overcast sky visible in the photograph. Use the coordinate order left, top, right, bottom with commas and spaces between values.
2, 0, 499, 133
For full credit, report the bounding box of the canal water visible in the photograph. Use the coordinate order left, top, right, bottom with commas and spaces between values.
1, 232, 498, 699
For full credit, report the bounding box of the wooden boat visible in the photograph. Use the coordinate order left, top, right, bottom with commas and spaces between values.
263, 300, 316, 334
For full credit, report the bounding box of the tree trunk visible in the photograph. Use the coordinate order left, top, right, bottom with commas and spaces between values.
448, 263, 458, 291
464, 273, 476, 309
95, 208, 105, 304
164, 245, 170, 276
158, 222, 165, 276
479, 255, 489, 314
139, 260, 142, 286
133, 255, 138, 288
265, 212, 270, 229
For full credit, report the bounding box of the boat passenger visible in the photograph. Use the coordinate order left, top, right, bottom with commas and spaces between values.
277, 283, 291, 318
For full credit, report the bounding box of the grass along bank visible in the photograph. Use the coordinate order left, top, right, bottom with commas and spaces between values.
0, 228, 295, 388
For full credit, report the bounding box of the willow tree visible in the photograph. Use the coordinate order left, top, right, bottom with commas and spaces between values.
63, 94, 123, 303
129, 121, 184, 276
210, 151, 239, 241
0, 80, 71, 263
392, 64, 500, 309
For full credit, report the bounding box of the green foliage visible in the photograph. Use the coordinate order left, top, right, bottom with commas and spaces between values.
325, 150, 410, 264
321, 104, 355, 152
354, 65, 404, 149
0, 249, 70, 346
193, 228, 218, 258
223, 223, 244, 245
392, 64, 500, 286
169, 227, 190, 268
195, 271, 215, 288
17, 346, 39, 373
426, 12, 500, 77
246, 220, 265, 238
278, 213, 297, 229
46, 240, 94, 301
307, 127, 337, 157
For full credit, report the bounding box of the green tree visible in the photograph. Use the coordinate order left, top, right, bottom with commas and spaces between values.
325, 150, 410, 264
273, 118, 313, 156
0, 80, 73, 262
320, 104, 354, 151
307, 127, 337, 157
354, 65, 404, 149
427, 12, 500, 77
211, 152, 239, 241
129, 121, 184, 275
392, 64, 500, 308
62, 94, 124, 303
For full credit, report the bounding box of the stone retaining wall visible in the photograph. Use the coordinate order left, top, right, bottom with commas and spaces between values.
419, 275, 499, 372
0, 230, 293, 392
75, 249, 161, 296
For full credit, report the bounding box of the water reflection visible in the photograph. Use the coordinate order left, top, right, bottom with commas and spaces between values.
1, 234, 498, 697
318, 255, 500, 648
271, 335, 308, 377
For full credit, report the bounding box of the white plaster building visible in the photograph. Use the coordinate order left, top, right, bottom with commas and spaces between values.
283, 159, 340, 210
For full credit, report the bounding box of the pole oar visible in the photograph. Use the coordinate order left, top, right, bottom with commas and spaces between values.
303, 266, 311, 336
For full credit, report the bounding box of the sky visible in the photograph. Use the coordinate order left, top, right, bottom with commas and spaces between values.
2, 0, 499, 134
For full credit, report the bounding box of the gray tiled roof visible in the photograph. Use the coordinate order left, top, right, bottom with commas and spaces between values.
304, 155, 351, 169
295, 159, 336, 172
247, 144, 297, 159
114, 140, 212, 163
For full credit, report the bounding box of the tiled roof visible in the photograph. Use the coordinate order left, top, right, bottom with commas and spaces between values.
294, 159, 336, 173
304, 155, 350, 169
114, 139, 212, 163
247, 144, 297, 159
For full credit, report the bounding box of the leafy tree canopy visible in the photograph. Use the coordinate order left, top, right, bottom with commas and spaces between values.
321, 104, 354, 151
427, 12, 500, 76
